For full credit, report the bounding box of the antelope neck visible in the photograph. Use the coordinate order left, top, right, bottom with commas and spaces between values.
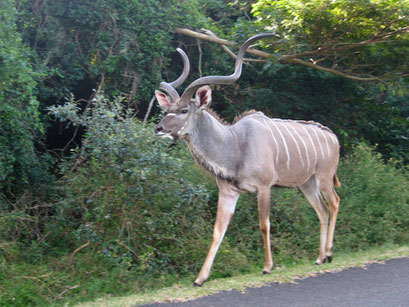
184, 111, 239, 183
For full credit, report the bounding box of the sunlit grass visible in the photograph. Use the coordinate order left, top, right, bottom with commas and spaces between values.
74, 244, 409, 307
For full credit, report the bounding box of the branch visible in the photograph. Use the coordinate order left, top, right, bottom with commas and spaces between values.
175, 27, 236, 47
377, 18, 409, 36
175, 27, 273, 59
281, 25, 409, 62
143, 95, 156, 126
175, 27, 408, 82
197, 38, 203, 77
284, 58, 383, 81
69, 240, 91, 265
201, 29, 268, 63
56, 285, 80, 300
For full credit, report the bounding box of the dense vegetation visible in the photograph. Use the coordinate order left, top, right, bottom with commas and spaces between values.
0, 0, 408, 305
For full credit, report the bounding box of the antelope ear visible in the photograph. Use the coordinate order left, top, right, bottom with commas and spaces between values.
155, 90, 172, 112
195, 86, 212, 109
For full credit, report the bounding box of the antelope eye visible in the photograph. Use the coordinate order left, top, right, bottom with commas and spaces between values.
181, 109, 188, 114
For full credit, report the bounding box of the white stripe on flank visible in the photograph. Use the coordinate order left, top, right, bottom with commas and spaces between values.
263, 118, 280, 165
329, 133, 338, 144
300, 124, 317, 167
271, 120, 290, 169
281, 122, 304, 168
289, 124, 310, 172
312, 128, 325, 159
318, 128, 330, 157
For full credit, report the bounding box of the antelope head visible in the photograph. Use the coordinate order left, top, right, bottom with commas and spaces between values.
155, 85, 212, 140
154, 33, 277, 140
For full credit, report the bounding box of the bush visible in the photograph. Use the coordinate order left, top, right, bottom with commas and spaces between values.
336, 144, 409, 249
47, 94, 215, 276
1, 95, 408, 305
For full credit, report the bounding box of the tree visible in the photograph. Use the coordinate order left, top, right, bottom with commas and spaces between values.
252, 0, 409, 82
0, 0, 50, 197
16, 0, 204, 110
175, 0, 408, 83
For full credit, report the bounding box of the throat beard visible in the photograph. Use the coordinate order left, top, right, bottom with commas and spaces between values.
184, 136, 239, 186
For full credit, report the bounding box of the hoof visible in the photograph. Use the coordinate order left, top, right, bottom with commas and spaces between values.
194, 278, 206, 287
315, 257, 326, 265
263, 270, 271, 275
327, 255, 333, 263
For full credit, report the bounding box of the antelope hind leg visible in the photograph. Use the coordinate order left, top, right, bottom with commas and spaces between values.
320, 184, 340, 262
299, 176, 329, 265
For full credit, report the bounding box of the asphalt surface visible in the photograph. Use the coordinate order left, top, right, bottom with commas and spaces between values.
144, 257, 409, 307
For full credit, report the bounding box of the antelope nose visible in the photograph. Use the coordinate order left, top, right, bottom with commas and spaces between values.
154, 125, 163, 134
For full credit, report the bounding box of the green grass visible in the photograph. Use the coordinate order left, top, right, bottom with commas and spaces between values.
73, 244, 409, 307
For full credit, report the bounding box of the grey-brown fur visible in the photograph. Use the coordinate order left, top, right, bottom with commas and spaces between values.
154, 33, 341, 287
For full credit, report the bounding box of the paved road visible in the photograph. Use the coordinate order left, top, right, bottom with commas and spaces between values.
145, 257, 409, 307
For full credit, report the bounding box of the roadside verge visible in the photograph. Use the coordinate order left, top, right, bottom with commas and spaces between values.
75, 245, 409, 307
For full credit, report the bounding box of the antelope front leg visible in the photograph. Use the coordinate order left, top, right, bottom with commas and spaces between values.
257, 187, 273, 274
194, 181, 240, 286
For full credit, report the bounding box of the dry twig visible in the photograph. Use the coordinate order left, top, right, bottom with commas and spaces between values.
68, 240, 91, 265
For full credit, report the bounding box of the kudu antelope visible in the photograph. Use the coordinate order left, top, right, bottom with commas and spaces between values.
154, 33, 341, 287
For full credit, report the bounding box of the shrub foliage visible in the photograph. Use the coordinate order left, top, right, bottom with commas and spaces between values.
0, 0, 408, 304
2, 96, 408, 305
